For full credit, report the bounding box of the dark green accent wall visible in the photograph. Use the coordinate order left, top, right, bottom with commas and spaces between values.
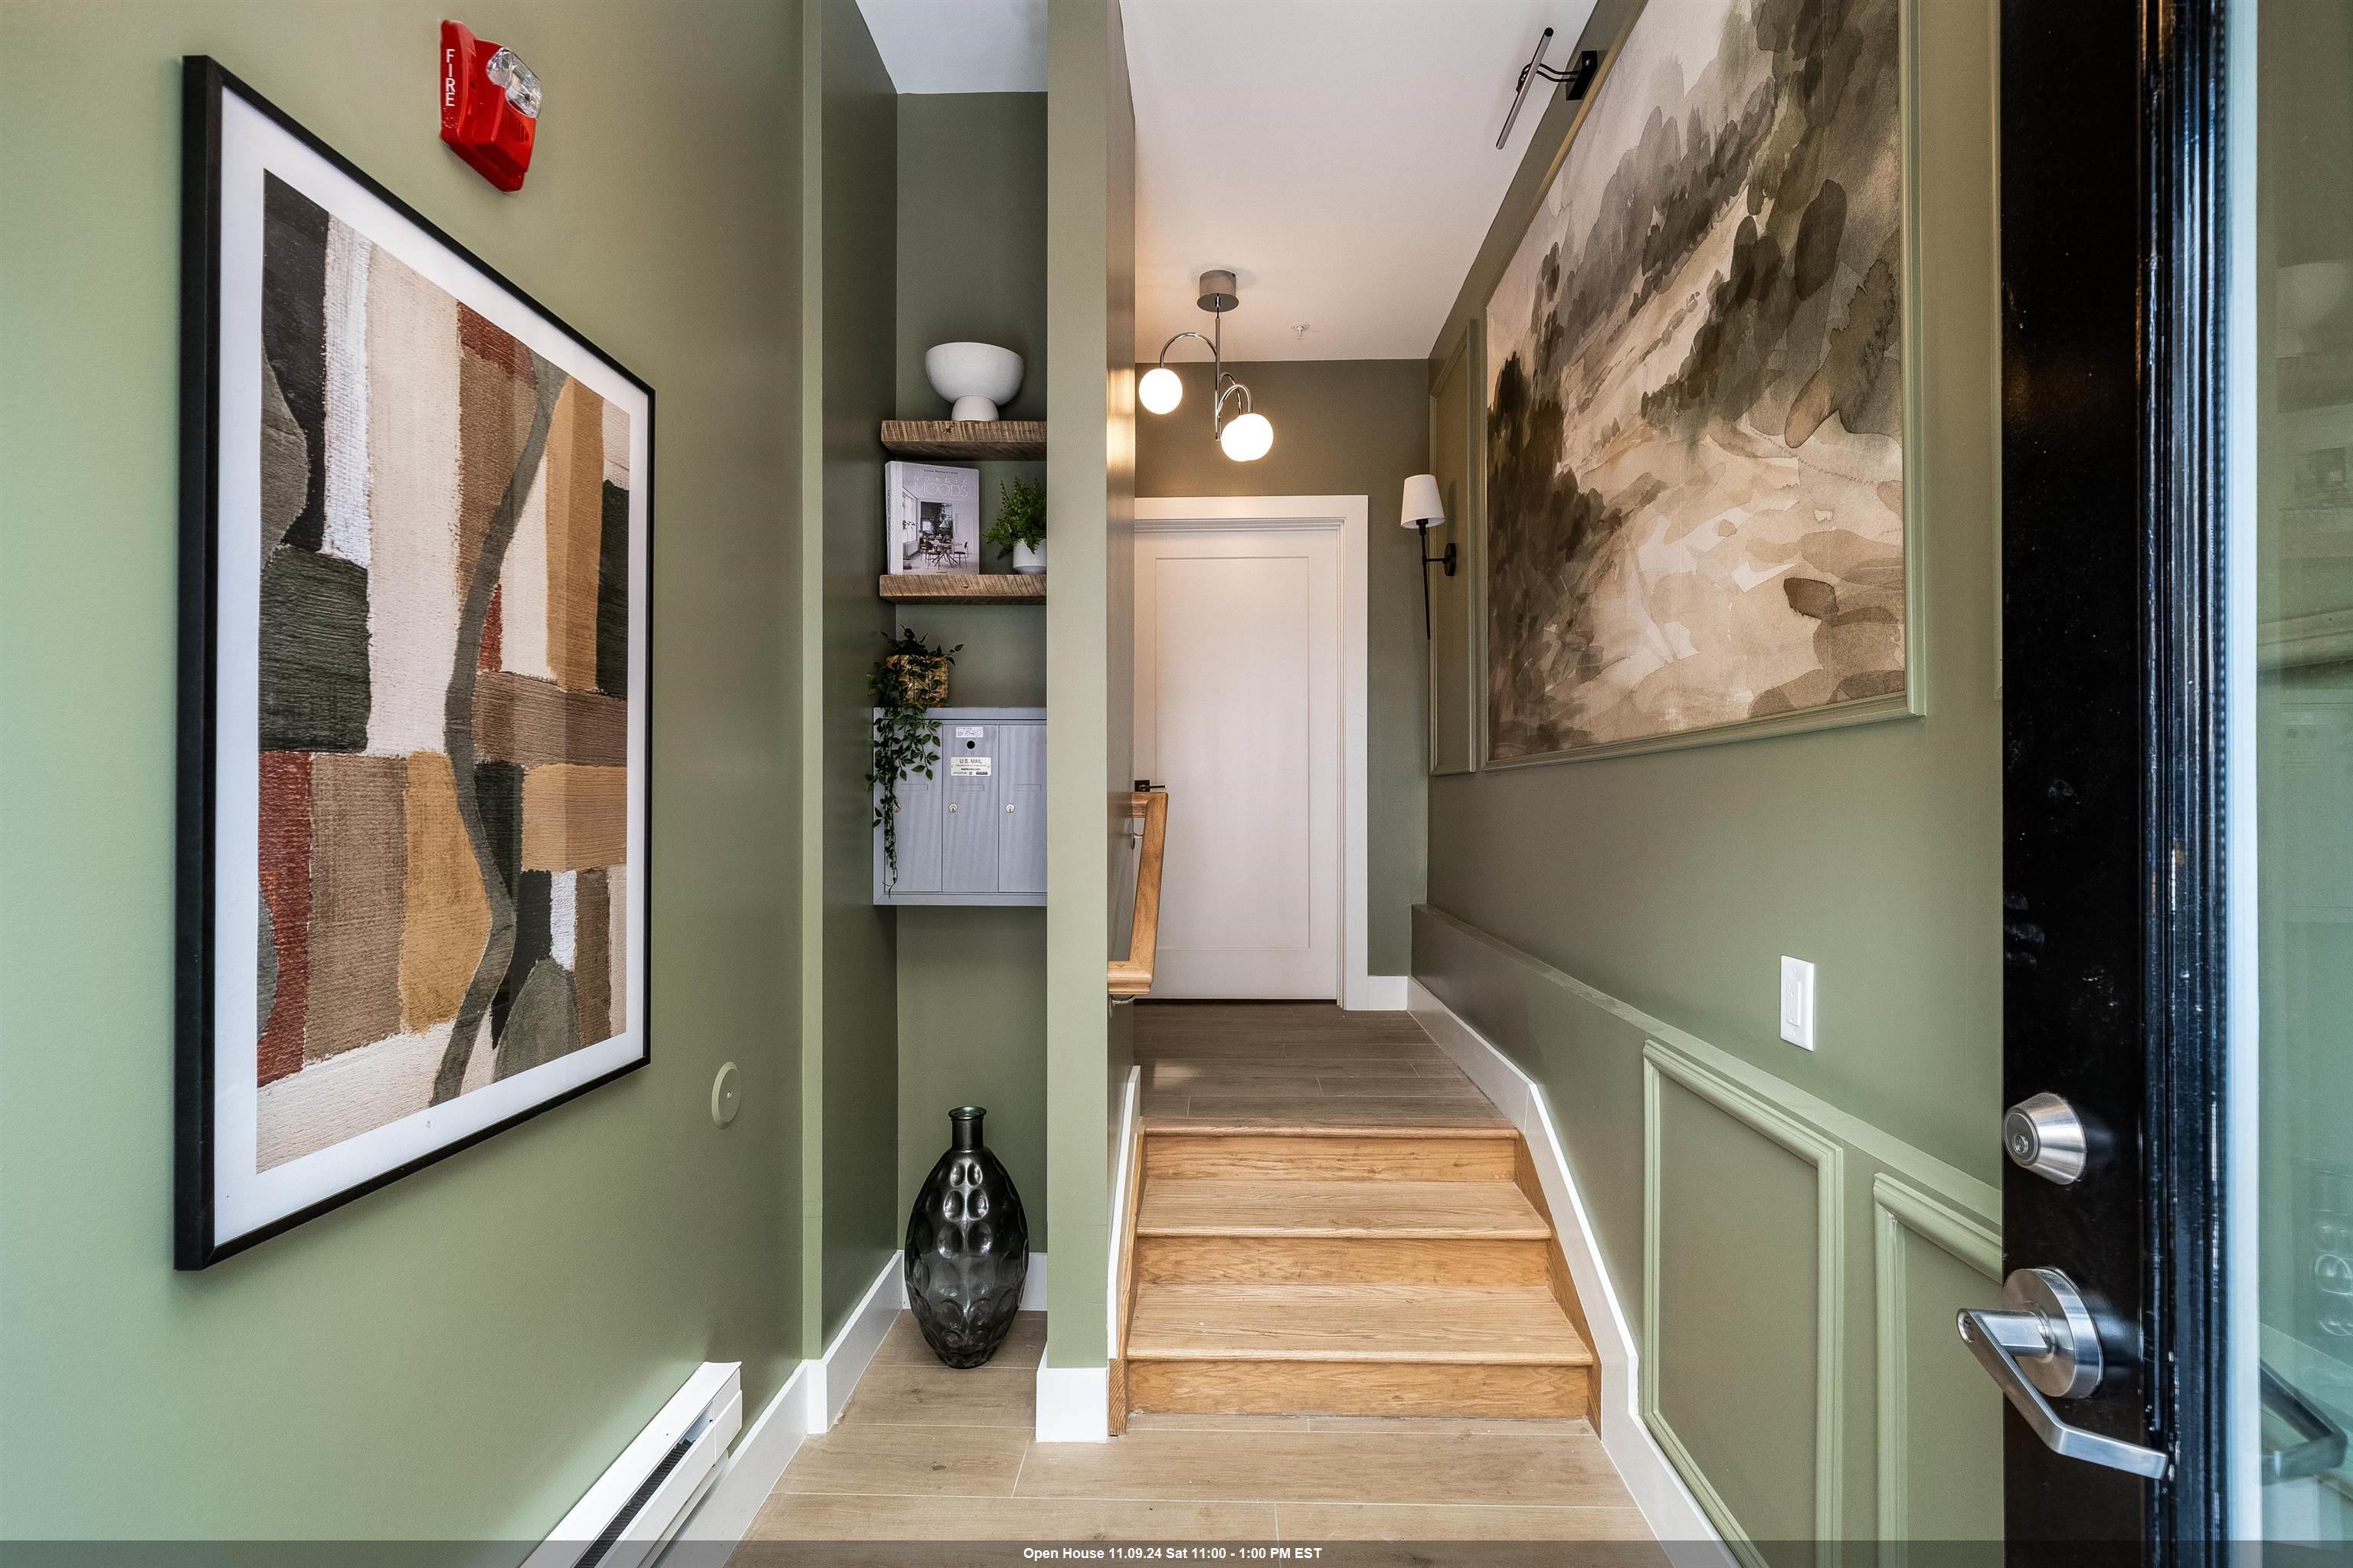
0, 0, 803, 1538
1419, 0, 2001, 1185
1132, 358, 1431, 977
809, 0, 902, 1345
890, 93, 1053, 1249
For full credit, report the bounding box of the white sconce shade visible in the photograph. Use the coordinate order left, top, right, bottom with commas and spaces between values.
1400, 473, 1445, 528
1138, 365, 1184, 414
1219, 411, 1274, 461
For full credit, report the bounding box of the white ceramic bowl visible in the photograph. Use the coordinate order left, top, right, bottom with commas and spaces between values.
925, 342, 1024, 421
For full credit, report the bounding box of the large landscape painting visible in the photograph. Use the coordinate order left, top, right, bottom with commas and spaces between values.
1484, 0, 1908, 761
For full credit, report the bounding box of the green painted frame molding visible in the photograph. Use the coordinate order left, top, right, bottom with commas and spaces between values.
1425, 315, 1481, 778
1643, 1036, 1846, 1564
1467, 0, 1929, 771
1870, 1171, 2001, 1548
1416, 902, 2008, 1547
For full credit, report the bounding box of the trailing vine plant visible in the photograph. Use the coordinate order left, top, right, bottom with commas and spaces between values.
867, 629, 961, 887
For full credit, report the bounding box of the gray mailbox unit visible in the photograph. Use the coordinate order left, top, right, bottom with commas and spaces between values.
872, 707, 1045, 905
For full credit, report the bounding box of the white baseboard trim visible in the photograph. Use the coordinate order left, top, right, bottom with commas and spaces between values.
673, 1239, 1068, 1559
1107, 1066, 1141, 1351
672, 1252, 905, 1553
1034, 1362, 1111, 1443
671, 1363, 804, 1551
1409, 979, 1729, 1563
1021, 1251, 1049, 1311
1357, 974, 1409, 1011
810, 1254, 908, 1432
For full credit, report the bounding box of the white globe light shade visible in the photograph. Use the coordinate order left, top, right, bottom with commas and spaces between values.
1138, 365, 1184, 414
1219, 411, 1274, 462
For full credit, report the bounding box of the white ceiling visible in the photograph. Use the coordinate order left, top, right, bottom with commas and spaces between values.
859, 0, 1048, 93
1125, 0, 1594, 363
859, 0, 1596, 363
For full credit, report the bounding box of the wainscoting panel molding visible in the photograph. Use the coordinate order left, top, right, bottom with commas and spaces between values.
1644, 1039, 1845, 1561
1413, 903, 2002, 1552
1871, 1173, 2003, 1548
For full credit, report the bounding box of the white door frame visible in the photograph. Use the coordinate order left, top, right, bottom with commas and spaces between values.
1133, 494, 1374, 1010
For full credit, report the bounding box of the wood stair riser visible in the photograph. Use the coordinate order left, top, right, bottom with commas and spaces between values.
1143, 1133, 1519, 1183
1134, 1233, 1550, 1288
1125, 1359, 1591, 1421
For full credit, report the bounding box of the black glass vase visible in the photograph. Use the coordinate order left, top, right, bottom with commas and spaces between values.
904, 1105, 1029, 1368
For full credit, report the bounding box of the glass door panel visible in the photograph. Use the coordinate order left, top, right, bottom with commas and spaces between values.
2243, 0, 2353, 1543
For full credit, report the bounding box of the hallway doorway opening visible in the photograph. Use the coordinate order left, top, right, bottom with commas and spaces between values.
1133, 496, 1370, 1003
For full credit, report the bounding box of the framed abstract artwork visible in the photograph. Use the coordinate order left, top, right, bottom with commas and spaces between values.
176, 60, 653, 1266
1482, 0, 1920, 765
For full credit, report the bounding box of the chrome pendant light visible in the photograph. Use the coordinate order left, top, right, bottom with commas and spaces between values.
1140, 270, 1273, 461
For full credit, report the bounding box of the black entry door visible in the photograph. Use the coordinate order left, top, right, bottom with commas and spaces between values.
1995, 0, 2353, 1559
1997, 0, 2226, 1550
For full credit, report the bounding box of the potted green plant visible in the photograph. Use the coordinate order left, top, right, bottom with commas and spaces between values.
868, 630, 960, 887
984, 476, 1047, 574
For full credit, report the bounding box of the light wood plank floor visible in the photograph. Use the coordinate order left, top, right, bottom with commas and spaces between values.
1134, 1000, 1510, 1128
739, 1311, 1658, 1558
736, 1004, 1658, 1562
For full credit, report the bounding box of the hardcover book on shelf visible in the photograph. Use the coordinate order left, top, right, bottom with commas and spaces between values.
885, 461, 980, 574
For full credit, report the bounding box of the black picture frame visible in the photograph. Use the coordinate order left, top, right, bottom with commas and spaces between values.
176, 57, 656, 1268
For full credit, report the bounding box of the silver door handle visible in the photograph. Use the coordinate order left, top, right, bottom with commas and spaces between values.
1957, 1267, 2170, 1479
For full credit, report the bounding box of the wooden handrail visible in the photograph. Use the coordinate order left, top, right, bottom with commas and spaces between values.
1107, 790, 1167, 999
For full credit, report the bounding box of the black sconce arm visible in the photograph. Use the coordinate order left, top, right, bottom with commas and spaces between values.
1414, 521, 1458, 639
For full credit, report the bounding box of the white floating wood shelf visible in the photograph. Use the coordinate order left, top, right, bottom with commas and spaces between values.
879, 573, 1046, 604
879, 420, 1046, 460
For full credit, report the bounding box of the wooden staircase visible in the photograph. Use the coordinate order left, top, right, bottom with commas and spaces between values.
1114, 1124, 1599, 1426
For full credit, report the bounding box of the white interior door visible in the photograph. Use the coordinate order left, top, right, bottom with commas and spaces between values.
1134, 525, 1340, 998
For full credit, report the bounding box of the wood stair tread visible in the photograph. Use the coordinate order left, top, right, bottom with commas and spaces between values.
1126, 1284, 1595, 1366
1143, 1125, 1515, 1134
1138, 1180, 1552, 1239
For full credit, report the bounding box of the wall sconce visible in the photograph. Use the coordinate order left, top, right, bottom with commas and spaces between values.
1140, 270, 1274, 462
1402, 474, 1455, 638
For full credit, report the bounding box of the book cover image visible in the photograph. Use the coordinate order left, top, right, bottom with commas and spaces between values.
885, 461, 980, 574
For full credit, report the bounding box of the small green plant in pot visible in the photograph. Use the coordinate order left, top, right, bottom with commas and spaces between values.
984, 476, 1047, 575
868, 630, 961, 887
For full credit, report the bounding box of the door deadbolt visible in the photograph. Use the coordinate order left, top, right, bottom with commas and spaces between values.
2004, 1092, 2089, 1184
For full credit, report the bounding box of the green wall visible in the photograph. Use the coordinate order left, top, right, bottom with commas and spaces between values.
896, 908, 1051, 1249
1421, 0, 2002, 1185
1412, 0, 2006, 1552
889, 93, 1054, 1247
1042, 0, 1134, 1372
896, 94, 1049, 426
0, 0, 804, 1540
892, 94, 1051, 582
800, 0, 901, 1350
1132, 358, 1431, 977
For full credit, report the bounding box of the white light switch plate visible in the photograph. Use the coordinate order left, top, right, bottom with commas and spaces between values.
1779, 957, 1815, 1050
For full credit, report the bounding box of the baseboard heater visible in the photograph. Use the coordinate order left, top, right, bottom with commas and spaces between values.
525, 1362, 743, 1568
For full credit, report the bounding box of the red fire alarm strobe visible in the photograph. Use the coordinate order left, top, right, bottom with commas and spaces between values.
440, 21, 540, 191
